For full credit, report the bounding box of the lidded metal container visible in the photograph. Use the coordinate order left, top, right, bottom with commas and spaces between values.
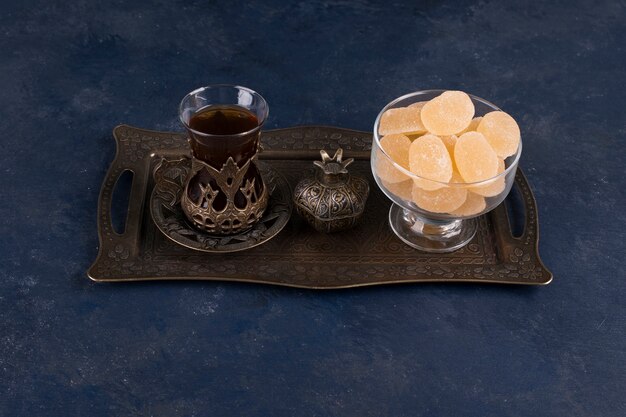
293, 149, 369, 233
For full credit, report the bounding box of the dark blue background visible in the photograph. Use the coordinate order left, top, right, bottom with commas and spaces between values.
1, 0, 624, 416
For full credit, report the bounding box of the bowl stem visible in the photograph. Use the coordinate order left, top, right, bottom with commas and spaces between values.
388, 204, 477, 253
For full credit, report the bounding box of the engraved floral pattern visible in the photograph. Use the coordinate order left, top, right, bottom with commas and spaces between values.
107, 244, 129, 261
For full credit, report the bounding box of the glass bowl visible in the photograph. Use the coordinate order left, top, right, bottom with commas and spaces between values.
371, 89, 522, 253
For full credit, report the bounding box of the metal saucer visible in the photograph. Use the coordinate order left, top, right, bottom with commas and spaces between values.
150, 157, 292, 253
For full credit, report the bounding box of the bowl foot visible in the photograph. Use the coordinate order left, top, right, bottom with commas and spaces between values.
388, 204, 477, 253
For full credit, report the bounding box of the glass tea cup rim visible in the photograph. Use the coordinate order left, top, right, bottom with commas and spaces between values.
179, 84, 269, 139
373, 89, 523, 188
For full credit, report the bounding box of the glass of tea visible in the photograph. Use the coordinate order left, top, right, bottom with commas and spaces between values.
178, 85, 270, 235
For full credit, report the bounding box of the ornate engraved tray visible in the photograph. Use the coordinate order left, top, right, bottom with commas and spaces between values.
88, 125, 552, 288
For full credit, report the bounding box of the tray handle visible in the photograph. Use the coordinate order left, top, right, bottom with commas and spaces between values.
492, 169, 539, 252
91, 129, 148, 268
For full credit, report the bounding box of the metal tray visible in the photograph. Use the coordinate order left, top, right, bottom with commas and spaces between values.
88, 125, 552, 288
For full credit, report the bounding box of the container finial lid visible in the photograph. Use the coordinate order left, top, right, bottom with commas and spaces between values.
313, 148, 354, 175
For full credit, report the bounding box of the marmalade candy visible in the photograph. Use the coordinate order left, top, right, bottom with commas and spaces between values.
379, 106, 427, 136
449, 192, 486, 216
375, 133, 412, 184
470, 158, 506, 197
454, 132, 499, 183
409, 134, 453, 190
477, 111, 520, 158
411, 173, 468, 213
460, 116, 482, 135
420, 91, 475, 135
440, 134, 457, 156
381, 179, 413, 201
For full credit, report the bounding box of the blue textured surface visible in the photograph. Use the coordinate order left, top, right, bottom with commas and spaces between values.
1, 0, 625, 415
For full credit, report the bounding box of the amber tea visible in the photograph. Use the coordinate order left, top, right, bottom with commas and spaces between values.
187, 105, 261, 168
189, 105, 258, 135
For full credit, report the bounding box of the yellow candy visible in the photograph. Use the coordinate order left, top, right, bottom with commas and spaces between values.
420, 91, 475, 136
459, 116, 483, 134
440, 134, 457, 156
375, 134, 412, 184
454, 132, 499, 183
449, 192, 486, 216
406, 133, 424, 141
409, 134, 453, 191
379, 106, 427, 136
477, 111, 520, 158
411, 173, 468, 213
470, 159, 506, 197
381, 179, 413, 201
407, 101, 428, 109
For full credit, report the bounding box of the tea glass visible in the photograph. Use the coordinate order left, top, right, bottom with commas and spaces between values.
179, 85, 269, 235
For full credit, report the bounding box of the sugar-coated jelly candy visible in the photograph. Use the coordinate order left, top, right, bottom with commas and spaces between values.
470, 158, 506, 197
409, 134, 453, 191
406, 133, 424, 141
379, 106, 427, 136
375, 134, 411, 184
454, 132, 499, 183
411, 173, 468, 213
477, 111, 520, 158
440, 134, 457, 156
382, 179, 413, 201
420, 91, 475, 136
449, 192, 486, 216
460, 116, 483, 134
407, 101, 428, 109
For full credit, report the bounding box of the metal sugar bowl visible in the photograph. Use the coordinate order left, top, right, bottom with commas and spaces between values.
293, 148, 369, 233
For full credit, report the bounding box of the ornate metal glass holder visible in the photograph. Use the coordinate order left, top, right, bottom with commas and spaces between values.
181, 157, 269, 234
151, 156, 291, 253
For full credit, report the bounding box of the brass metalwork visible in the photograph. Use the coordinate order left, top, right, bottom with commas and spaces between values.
181, 156, 269, 235
294, 148, 369, 233
87, 125, 553, 288
152, 157, 291, 253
